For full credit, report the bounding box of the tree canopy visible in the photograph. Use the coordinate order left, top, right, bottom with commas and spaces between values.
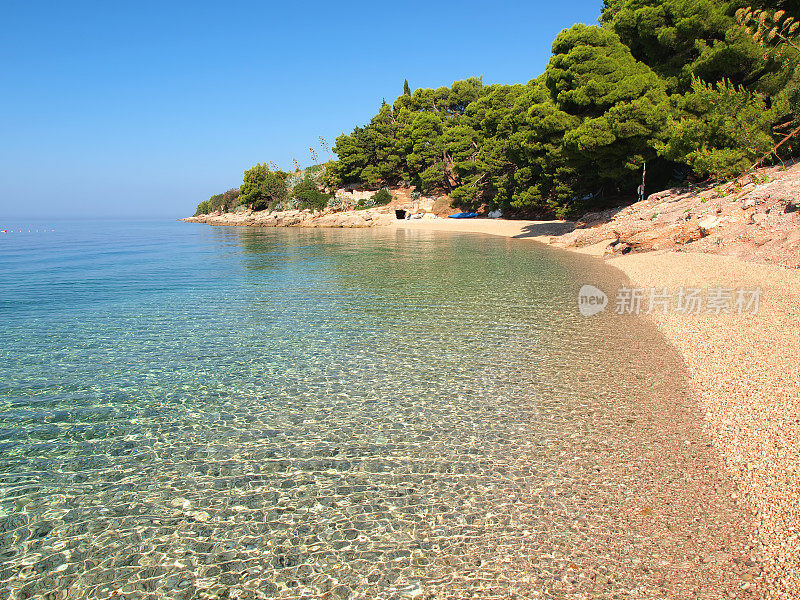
239, 163, 289, 211
322, 1, 799, 217
196, 1, 800, 219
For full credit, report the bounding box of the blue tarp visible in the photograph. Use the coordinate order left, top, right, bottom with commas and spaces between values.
448, 212, 479, 219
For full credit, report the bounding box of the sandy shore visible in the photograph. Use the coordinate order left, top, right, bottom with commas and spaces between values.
394, 218, 800, 599
388, 217, 575, 240
606, 252, 800, 600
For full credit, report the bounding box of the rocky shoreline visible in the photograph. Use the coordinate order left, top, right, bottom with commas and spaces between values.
553, 160, 800, 269
185, 160, 800, 269
182, 205, 400, 229
182, 188, 444, 229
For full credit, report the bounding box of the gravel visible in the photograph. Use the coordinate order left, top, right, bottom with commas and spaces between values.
609, 250, 800, 600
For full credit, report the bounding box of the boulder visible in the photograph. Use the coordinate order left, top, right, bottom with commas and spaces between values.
603, 240, 632, 256
673, 223, 705, 245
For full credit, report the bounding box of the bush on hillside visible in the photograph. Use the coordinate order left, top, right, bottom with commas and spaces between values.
371, 188, 393, 206
194, 200, 212, 215
240, 163, 289, 211
291, 176, 332, 210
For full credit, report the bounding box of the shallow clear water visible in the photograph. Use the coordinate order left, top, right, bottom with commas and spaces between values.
0, 221, 750, 599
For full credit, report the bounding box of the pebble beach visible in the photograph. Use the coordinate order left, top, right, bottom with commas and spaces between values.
607, 251, 800, 600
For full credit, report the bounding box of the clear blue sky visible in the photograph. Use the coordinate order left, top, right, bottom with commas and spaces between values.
1, 0, 603, 219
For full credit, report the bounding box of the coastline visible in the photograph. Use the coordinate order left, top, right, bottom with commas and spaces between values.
394, 218, 800, 598
387, 216, 575, 240
185, 213, 800, 597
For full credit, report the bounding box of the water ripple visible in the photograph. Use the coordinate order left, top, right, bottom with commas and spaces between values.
0, 222, 752, 599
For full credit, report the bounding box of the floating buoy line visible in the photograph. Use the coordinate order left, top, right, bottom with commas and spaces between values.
1, 229, 56, 233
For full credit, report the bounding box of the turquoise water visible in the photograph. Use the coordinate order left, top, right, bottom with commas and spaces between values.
0, 221, 748, 599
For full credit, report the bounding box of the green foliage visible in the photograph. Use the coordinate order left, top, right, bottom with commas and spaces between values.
657, 77, 775, 179
196, 188, 240, 215
209, 188, 240, 213
194, 200, 212, 216
546, 25, 665, 117
291, 176, 332, 210
601, 0, 783, 93
331, 127, 372, 186
546, 25, 669, 196
371, 188, 393, 206
737, 5, 800, 153
198, 1, 799, 218
317, 2, 799, 216
327, 27, 681, 216
239, 163, 289, 211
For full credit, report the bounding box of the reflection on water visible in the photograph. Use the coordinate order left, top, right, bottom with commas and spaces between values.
0, 223, 753, 599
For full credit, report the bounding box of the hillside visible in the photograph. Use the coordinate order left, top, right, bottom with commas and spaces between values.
552, 160, 800, 269
193, 2, 800, 225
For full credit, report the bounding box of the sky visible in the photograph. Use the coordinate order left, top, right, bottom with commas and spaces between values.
0, 0, 604, 219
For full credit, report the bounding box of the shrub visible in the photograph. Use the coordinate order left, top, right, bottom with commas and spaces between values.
240, 163, 289, 211
291, 176, 332, 210
657, 78, 775, 180
371, 188, 393, 206
220, 188, 240, 211
194, 200, 212, 215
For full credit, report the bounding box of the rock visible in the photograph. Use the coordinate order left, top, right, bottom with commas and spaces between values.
332, 584, 353, 599
399, 582, 423, 597
672, 223, 705, 245
698, 215, 721, 231
186, 510, 210, 522
784, 201, 799, 213
603, 240, 632, 256
575, 214, 599, 229
163, 576, 179, 590
575, 209, 618, 229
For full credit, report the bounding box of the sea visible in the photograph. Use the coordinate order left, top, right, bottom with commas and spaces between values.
0, 220, 750, 599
